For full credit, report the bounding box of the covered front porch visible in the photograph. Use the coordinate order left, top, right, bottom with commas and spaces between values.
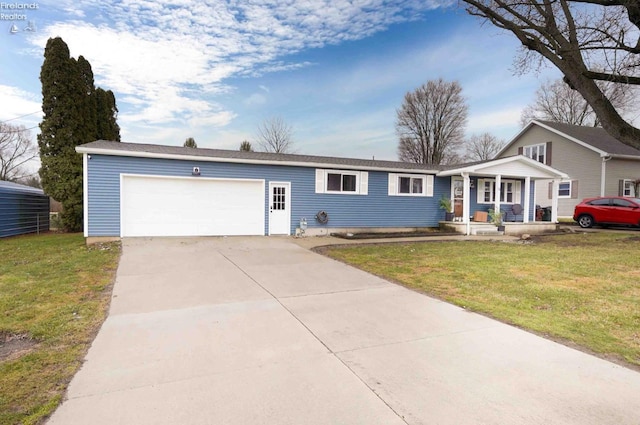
436, 156, 569, 236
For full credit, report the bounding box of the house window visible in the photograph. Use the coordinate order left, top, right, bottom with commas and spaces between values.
315, 169, 368, 195
327, 172, 356, 192
622, 179, 635, 197
558, 181, 571, 198
388, 173, 434, 196
502, 181, 514, 203
398, 176, 424, 195
482, 180, 493, 202
477, 179, 521, 204
524, 143, 546, 164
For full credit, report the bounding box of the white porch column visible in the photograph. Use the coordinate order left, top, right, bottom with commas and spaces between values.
523, 176, 530, 223
551, 179, 559, 222
463, 173, 471, 235
494, 174, 502, 217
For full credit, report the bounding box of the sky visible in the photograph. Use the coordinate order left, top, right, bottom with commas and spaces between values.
0, 0, 563, 167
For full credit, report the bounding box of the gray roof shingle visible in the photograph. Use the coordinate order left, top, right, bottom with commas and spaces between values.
538, 120, 640, 156
78, 140, 445, 172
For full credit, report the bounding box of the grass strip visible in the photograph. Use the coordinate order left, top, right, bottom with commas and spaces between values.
0, 233, 120, 425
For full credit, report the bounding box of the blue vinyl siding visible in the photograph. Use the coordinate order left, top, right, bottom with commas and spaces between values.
0, 183, 50, 238
86, 154, 446, 236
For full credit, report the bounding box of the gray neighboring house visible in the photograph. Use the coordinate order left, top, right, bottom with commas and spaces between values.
498, 120, 640, 217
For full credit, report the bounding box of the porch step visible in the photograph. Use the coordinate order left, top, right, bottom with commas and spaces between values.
474, 230, 505, 236
471, 225, 504, 236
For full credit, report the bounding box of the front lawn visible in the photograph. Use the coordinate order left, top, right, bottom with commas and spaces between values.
323, 233, 640, 368
0, 233, 120, 425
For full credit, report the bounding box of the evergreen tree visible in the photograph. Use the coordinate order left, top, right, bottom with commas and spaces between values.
239, 140, 253, 152
96, 88, 121, 141
76, 55, 98, 144
183, 137, 197, 148
38, 38, 94, 231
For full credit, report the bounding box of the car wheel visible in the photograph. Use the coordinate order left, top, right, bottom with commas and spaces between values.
578, 214, 594, 228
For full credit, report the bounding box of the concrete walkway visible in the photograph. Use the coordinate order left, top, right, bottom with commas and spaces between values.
48, 236, 640, 424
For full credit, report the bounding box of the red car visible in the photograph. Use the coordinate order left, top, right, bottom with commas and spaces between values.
573, 196, 640, 228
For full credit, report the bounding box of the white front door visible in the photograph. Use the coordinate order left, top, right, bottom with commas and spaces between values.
268, 182, 291, 235
452, 177, 464, 220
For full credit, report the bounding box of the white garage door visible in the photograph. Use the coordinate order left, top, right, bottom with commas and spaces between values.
121, 175, 265, 237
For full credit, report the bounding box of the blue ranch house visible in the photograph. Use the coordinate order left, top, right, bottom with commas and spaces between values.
76, 141, 568, 243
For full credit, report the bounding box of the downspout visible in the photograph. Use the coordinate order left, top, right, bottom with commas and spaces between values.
600, 155, 612, 196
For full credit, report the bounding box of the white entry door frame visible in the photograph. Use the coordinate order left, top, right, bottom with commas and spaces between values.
268, 181, 291, 235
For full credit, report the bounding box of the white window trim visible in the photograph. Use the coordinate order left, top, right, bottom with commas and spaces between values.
388, 173, 434, 197
315, 169, 368, 195
558, 181, 572, 198
524, 143, 546, 164
476, 179, 521, 204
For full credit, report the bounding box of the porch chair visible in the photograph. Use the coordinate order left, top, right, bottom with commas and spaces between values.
505, 204, 524, 222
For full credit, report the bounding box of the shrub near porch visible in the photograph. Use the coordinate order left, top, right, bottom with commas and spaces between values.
324, 233, 640, 369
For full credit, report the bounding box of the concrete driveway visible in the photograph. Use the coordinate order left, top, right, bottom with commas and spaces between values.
48, 237, 640, 424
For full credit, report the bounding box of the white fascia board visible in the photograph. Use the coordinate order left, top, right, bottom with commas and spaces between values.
75, 146, 440, 174
437, 155, 569, 179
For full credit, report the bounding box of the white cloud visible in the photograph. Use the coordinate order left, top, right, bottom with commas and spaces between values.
29, 0, 449, 141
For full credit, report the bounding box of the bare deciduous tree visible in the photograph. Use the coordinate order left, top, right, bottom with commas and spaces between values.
464, 133, 505, 161
255, 117, 295, 154
520, 78, 633, 127
462, 0, 640, 148
0, 123, 38, 181
396, 79, 468, 165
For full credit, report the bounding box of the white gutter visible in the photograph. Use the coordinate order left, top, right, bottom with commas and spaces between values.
608, 154, 640, 160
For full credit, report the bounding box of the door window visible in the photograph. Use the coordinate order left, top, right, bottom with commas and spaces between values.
272, 186, 286, 210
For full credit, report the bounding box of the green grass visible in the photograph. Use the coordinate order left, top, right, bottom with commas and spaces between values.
0, 233, 120, 425
323, 233, 640, 368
